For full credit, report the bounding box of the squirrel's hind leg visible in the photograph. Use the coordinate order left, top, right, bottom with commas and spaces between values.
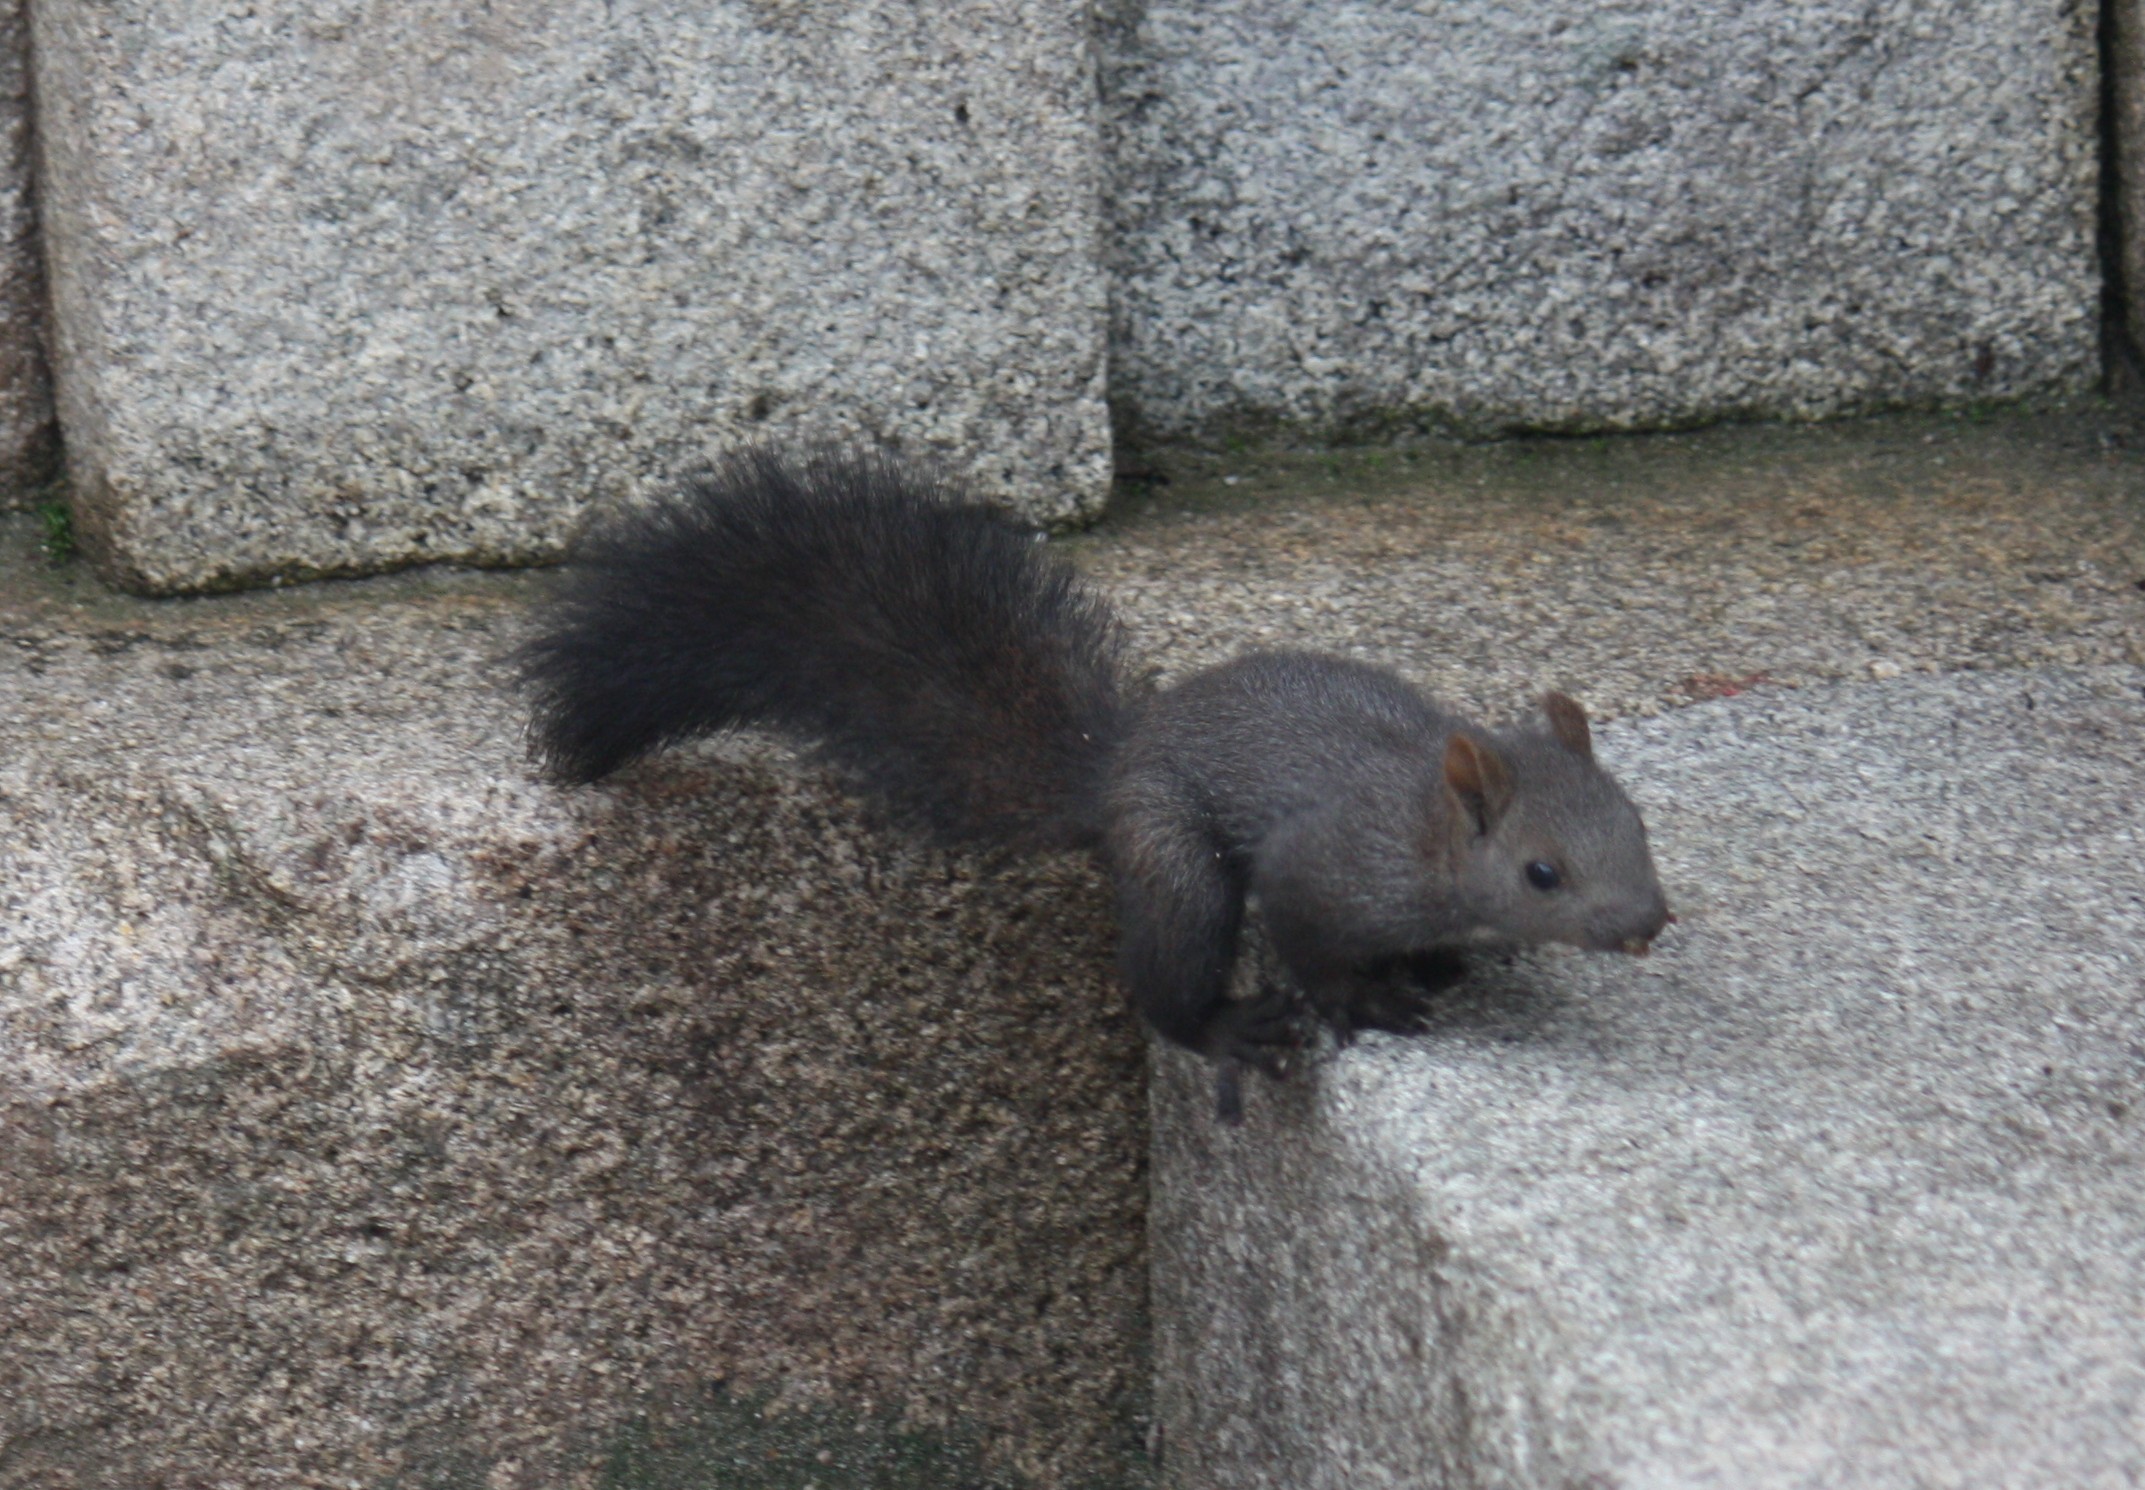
1109, 817, 1302, 1079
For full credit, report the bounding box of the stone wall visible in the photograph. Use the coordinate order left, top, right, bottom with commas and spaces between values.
1100, 0, 2103, 442
31, 0, 1113, 589
0, 0, 2127, 588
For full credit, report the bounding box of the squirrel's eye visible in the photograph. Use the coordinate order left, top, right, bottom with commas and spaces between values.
1525, 861, 1560, 891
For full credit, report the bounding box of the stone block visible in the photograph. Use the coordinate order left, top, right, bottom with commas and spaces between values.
0, 569, 1147, 1487
1153, 668, 2145, 1486
32, 0, 1111, 592
1102, 0, 2101, 442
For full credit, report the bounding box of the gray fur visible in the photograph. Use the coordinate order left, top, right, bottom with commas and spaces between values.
1108, 653, 1669, 1078
522, 455, 1671, 1108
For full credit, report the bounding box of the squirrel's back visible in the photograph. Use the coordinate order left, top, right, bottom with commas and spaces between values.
519, 448, 1132, 853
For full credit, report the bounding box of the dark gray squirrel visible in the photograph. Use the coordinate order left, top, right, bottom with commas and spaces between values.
518, 447, 1672, 1121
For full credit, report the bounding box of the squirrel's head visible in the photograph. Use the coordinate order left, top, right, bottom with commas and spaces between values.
1441, 693, 1671, 955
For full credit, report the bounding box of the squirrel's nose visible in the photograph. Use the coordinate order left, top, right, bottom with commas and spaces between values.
1616, 903, 1674, 956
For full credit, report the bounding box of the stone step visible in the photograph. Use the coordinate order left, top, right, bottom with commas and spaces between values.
5, 411, 2143, 1486
1154, 667, 2145, 1487
0, 555, 1146, 1489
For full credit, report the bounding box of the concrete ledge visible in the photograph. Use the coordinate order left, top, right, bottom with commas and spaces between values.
0, 572, 1147, 1488
1154, 669, 2145, 1487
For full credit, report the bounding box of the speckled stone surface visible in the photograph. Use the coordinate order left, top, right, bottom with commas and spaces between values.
0, 559, 1147, 1488
1152, 667, 2145, 1487
1077, 411, 2145, 715
5, 408, 2144, 1486
1089, 407, 2145, 1486
0, 0, 54, 501
1100, 0, 2101, 443
32, 0, 1111, 592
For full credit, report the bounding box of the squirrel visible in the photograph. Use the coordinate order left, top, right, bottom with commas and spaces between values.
518, 447, 1672, 1121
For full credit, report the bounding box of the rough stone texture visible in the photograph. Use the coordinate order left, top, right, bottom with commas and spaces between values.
2115, 0, 2145, 357
31, 0, 1111, 593
1081, 410, 2145, 712
1100, 0, 2102, 443
1154, 667, 2145, 1487
0, 552, 1148, 1488
7, 406, 2145, 1486
0, 0, 55, 502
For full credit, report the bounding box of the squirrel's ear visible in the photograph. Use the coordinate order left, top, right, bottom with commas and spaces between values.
1443, 733, 1514, 833
1542, 691, 1592, 761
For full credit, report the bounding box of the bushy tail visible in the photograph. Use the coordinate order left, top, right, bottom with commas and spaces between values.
518, 447, 1132, 854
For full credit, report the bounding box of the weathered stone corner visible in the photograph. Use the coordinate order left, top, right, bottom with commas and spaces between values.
0, 579, 1149, 1489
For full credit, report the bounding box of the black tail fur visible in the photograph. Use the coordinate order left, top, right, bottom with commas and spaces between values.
518, 448, 1132, 854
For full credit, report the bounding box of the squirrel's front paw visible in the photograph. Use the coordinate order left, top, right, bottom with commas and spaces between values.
1293, 948, 1470, 1041
1341, 948, 1470, 1036
1396, 946, 1469, 994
